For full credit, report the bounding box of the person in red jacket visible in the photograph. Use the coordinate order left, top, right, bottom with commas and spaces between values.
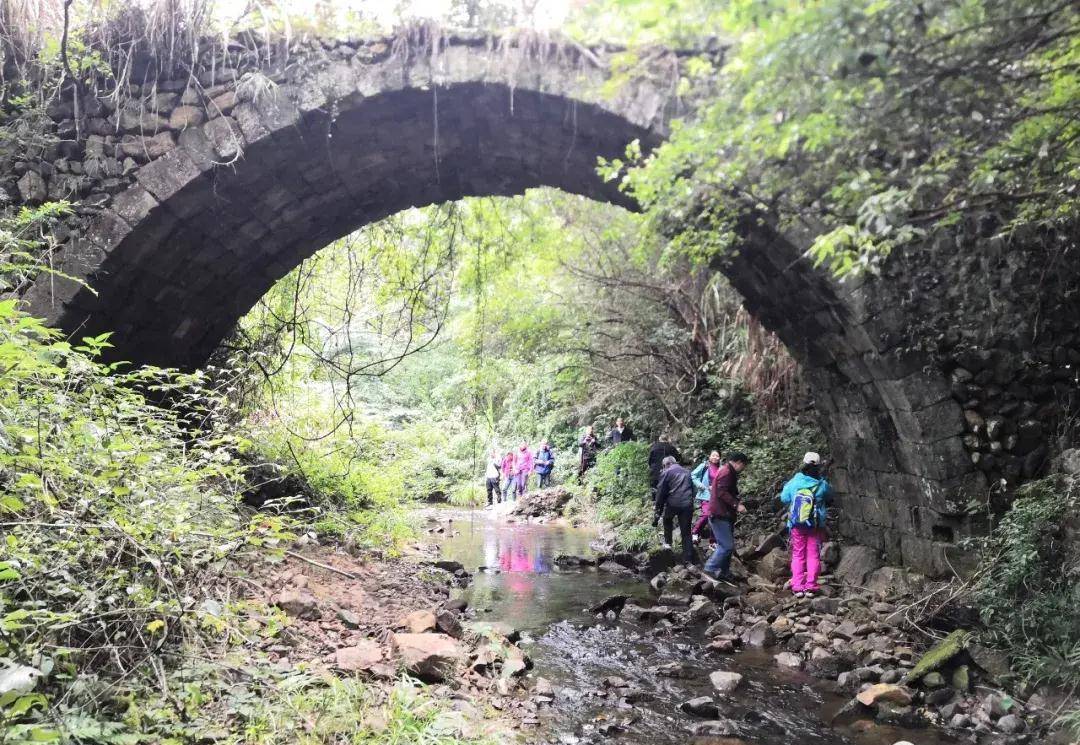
703, 451, 750, 580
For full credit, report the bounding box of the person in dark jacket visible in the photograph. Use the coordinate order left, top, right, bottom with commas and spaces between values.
578, 426, 600, 477
703, 451, 750, 580
607, 417, 635, 445
647, 433, 681, 497
652, 455, 697, 564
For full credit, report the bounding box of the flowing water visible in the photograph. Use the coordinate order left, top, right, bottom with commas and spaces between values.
431, 508, 961, 745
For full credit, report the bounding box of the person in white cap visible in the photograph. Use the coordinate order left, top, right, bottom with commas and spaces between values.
779, 451, 832, 597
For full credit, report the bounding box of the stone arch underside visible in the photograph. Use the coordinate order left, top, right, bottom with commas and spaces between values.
16, 35, 1011, 576
37, 83, 658, 366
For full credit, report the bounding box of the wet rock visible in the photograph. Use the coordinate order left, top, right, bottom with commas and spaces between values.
554, 554, 595, 568
401, 609, 437, 633
649, 572, 668, 592
708, 637, 738, 653
534, 677, 554, 696
744, 590, 778, 612
679, 696, 719, 718
984, 691, 1014, 718
834, 544, 883, 586
689, 719, 740, 736
391, 633, 465, 682
652, 662, 691, 678
925, 687, 955, 706
642, 547, 680, 577
332, 640, 383, 673
590, 594, 630, 615
602, 675, 631, 689
806, 648, 843, 679
274, 590, 320, 619
621, 604, 676, 624
875, 702, 924, 728
706, 619, 736, 637
597, 560, 637, 576
856, 684, 914, 707
755, 547, 789, 582
774, 652, 802, 669
427, 559, 466, 574
708, 670, 744, 695
836, 671, 860, 690
744, 621, 776, 648
949, 713, 972, 728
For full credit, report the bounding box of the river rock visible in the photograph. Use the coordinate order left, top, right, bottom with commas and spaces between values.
809, 596, 840, 614
391, 633, 465, 682
744, 621, 776, 648
968, 643, 1011, 680
922, 671, 946, 688
332, 640, 383, 673
709, 670, 744, 695
807, 648, 843, 679
906, 629, 969, 682
642, 547, 681, 576
653, 662, 692, 678
689, 719, 740, 736
464, 621, 520, 642
597, 560, 636, 575
554, 554, 595, 567
622, 604, 676, 624
435, 609, 463, 638
706, 619, 736, 637
708, 638, 737, 653
590, 594, 630, 615
680, 696, 720, 718
856, 684, 914, 707
774, 652, 802, 669
686, 595, 717, 622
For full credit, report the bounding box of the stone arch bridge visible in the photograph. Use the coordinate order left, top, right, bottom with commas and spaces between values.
10, 30, 1079, 576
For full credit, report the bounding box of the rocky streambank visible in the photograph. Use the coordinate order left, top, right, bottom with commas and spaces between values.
566, 540, 1072, 745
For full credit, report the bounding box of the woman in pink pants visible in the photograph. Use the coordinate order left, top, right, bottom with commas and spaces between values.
779, 451, 831, 597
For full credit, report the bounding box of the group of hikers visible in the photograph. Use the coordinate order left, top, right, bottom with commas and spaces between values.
484, 418, 635, 505
652, 444, 831, 596
482, 416, 832, 597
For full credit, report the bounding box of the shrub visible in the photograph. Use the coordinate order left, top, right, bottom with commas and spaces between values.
586, 442, 656, 551
971, 474, 1080, 698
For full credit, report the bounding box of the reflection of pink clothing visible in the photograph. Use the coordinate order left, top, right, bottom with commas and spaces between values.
513, 448, 534, 475
511, 547, 530, 573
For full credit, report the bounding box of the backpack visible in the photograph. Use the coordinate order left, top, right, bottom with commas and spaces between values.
789, 480, 823, 529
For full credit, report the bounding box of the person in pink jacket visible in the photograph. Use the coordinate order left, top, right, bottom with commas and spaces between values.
500, 450, 515, 502
513, 441, 534, 499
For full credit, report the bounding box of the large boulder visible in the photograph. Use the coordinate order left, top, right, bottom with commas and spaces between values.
512, 486, 574, 518
391, 633, 466, 682
834, 544, 883, 586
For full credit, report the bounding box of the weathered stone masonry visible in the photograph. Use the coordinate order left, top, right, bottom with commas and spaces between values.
7, 30, 1078, 576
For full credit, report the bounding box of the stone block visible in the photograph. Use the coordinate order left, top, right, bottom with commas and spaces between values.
889, 399, 965, 444
110, 185, 159, 227
203, 116, 244, 160
136, 148, 205, 201
232, 101, 270, 141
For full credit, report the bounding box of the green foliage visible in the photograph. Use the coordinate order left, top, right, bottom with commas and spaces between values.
609, 0, 1080, 275
970, 474, 1080, 701
585, 442, 656, 551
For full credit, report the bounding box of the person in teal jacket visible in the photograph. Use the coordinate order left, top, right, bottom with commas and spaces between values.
779, 452, 831, 597
690, 450, 722, 544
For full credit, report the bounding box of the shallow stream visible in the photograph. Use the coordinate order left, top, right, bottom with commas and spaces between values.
432, 508, 960, 745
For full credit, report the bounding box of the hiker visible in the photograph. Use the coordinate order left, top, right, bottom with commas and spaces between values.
500, 449, 515, 502
607, 417, 635, 445
534, 439, 555, 489
651, 455, 697, 565
703, 451, 749, 580
513, 441, 534, 498
647, 433, 681, 499
779, 451, 832, 597
484, 448, 502, 506
690, 450, 722, 544
578, 425, 600, 477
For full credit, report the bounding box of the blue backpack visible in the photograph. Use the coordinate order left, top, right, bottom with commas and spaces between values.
789, 480, 824, 529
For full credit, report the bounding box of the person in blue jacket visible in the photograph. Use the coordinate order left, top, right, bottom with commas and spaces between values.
690, 450, 722, 544
534, 440, 555, 489
779, 452, 831, 597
